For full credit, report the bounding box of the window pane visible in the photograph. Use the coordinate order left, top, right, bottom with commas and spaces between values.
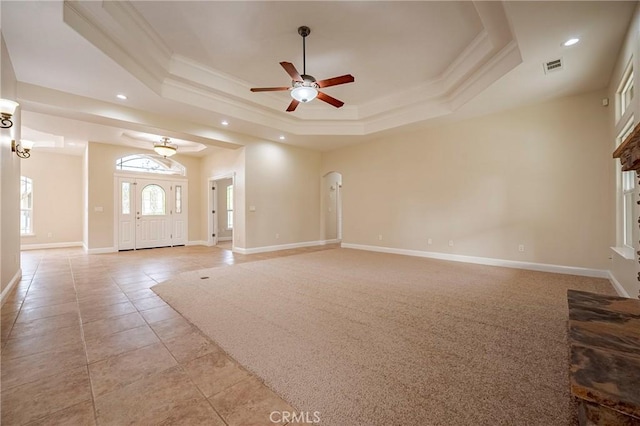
624, 192, 634, 247
141, 184, 166, 215
226, 185, 233, 229
619, 118, 636, 249
20, 176, 33, 235
115, 154, 185, 176
20, 210, 31, 235
122, 182, 131, 215
623, 171, 635, 192
226, 185, 233, 210
175, 185, 182, 214
623, 71, 634, 112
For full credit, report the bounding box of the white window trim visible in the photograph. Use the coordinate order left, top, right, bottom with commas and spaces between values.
615, 117, 636, 256
611, 246, 635, 260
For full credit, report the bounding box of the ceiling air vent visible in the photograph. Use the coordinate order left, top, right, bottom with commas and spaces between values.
543, 58, 563, 74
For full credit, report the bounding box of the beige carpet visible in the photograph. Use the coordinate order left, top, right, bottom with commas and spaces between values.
152, 248, 615, 426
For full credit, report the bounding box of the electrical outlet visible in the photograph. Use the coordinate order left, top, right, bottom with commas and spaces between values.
378, 234, 383, 241
47, 232, 53, 238
518, 244, 525, 252
275, 233, 279, 239
448, 240, 454, 247
427, 238, 433, 245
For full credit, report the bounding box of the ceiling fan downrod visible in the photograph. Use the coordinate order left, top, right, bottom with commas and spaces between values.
298, 26, 311, 76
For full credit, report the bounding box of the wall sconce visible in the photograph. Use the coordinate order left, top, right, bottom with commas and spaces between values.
0, 99, 19, 129
11, 139, 33, 159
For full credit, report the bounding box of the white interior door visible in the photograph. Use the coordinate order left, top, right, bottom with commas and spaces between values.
135, 179, 172, 249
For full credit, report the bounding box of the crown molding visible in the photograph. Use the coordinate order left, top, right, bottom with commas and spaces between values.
63, 1, 167, 94
17, 82, 246, 149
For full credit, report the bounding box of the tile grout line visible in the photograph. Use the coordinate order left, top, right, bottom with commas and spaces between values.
116, 271, 231, 426
145, 256, 305, 426
2, 256, 40, 343
0, 258, 48, 394
68, 255, 101, 426
4, 254, 91, 424
3, 246, 335, 424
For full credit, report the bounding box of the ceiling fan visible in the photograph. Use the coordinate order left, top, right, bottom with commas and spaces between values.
250, 26, 355, 112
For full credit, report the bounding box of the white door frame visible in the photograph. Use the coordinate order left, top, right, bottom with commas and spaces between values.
114, 172, 188, 250
336, 182, 343, 241
208, 173, 235, 247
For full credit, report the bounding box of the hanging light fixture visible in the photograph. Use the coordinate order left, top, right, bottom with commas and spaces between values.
0, 99, 19, 129
153, 137, 177, 157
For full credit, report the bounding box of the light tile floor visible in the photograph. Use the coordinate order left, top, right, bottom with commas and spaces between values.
1, 244, 337, 425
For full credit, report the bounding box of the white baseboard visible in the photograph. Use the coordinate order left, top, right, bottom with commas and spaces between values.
1, 268, 22, 307
321, 239, 341, 245
21, 241, 83, 251
342, 243, 609, 279
234, 240, 328, 255
186, 240, 209, 246
217, 237, 232, 242
607, 271, 631, 298
85, 247, 117, 254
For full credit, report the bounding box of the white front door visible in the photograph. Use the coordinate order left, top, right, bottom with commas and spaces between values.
117, 176, 188, 250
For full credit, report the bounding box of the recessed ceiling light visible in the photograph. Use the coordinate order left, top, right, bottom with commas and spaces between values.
279, 135, 286, 140
221, 120, 229, 126
116, 94, 127, 100
563, 38, 580, 47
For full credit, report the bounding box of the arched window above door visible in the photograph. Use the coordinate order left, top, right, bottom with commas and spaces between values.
116, 154, 186, 176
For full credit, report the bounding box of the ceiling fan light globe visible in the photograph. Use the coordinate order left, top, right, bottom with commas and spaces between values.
291, 86, 318, 103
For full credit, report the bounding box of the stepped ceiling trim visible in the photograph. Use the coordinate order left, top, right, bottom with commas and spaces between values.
62, 0, 521, 136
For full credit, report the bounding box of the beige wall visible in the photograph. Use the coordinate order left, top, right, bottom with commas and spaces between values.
1, 34, 22, 297
87, 143, 202, 250
20, 151, 83, 246
608, 3, 640, 298
244, 141, 321, 248
323, 90, 614, 270
201, 146, 245, 247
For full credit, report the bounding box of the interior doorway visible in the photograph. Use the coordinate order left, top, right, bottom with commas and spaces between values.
322, 171, 343, 242
208, 174, 235, 249
116, 175, 188, 250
